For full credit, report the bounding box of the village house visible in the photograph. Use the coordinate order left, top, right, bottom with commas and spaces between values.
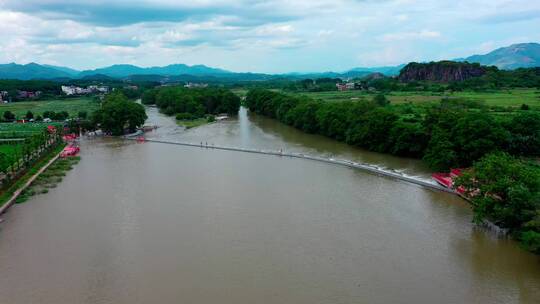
61, 85, 76, 95
184, 82, 208, 89
62, 85, 109, 96
336, 82, 356, 91
0, 91, 8, 103
17, 90, 41, 99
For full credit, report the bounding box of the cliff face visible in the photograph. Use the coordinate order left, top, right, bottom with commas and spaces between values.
398, 61, 487, 83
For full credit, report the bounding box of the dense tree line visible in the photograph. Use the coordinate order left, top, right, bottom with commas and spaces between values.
246, 89, 540, 169
0, 79, 61, 100
283, 78, 342, 92
1, 110, 77, 122
448, 67, 540, 91
142, 86, 241, 118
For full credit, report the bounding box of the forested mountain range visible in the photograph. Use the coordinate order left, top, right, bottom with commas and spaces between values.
0, 43, 538, 81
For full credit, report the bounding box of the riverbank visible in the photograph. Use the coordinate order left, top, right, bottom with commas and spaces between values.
0, 143, 65, 215
15, 156, 81, 204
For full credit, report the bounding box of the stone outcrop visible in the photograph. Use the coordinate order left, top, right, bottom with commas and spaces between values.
398, 61, 486, 83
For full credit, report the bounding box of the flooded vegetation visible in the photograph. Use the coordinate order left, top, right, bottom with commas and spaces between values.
16, 156, 80, 204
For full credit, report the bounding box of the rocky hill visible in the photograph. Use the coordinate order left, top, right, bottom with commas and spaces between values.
398, 61, 487, 83
464, 43, 540, 69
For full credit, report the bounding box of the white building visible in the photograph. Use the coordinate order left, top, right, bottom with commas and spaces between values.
184, 82, 208, 89
61, 85, 77, 95
62, 85, 108, 95
96, 86, 109, 93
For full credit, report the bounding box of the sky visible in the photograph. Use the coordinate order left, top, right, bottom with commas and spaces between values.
0, 0, 539, 73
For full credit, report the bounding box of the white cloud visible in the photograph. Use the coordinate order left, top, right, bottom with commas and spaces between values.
379, 30, 442, 42
0, 0, 538, 72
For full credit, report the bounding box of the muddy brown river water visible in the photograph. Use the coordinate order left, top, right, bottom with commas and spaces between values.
0, 107, 538, 304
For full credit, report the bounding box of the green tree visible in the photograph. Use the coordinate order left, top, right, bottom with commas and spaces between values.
93, 92, 147, 135
3, 111, 15, 121
316, 102, 351, 141
373, 94, 390, 107
54, 111, 69, 121
25, 111, 34, 120
507, 112, 540, 156
423, 129, 458, 170
388, 122, 428, 157
451, 113, 509, 166
455, 152, 540, 253
284, 100, 320, 133
346, 108, 398, 152
42, 111, 55, 119
142, 89, 157, 105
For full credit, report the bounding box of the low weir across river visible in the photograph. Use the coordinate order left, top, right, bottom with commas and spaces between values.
126, 137, 456, 195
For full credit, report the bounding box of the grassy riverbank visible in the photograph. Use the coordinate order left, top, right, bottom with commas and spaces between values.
0, 143, 65, 209
16, 156, 80, 204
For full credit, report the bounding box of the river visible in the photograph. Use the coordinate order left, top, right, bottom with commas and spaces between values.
0, 107, 538, 304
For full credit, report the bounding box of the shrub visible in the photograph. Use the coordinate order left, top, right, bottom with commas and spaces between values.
176, 113, 196, 120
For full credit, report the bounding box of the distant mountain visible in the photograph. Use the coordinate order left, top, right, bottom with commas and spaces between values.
80, 73, 115, 81
42, 64, 80, 76
283, 65, 402, 80
78, 63, 231, 78
463, 43, 540, 69
284, 71, 370, 79
347, 65, 405, 76
0, 63, 73, 80
78, 64, 147, 78
1, 43, 538, 81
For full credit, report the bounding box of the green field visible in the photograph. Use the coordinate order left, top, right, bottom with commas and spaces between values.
0, 145, 22, 157
0, 97, 100, 118
0, 122, 62, 133
0, 122, 61, 165
293, 88, 540, 109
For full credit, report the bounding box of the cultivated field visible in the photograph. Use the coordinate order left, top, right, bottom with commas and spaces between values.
294, 88, 540, 109
0, 122, 62, 133
0, 97, 100, 118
